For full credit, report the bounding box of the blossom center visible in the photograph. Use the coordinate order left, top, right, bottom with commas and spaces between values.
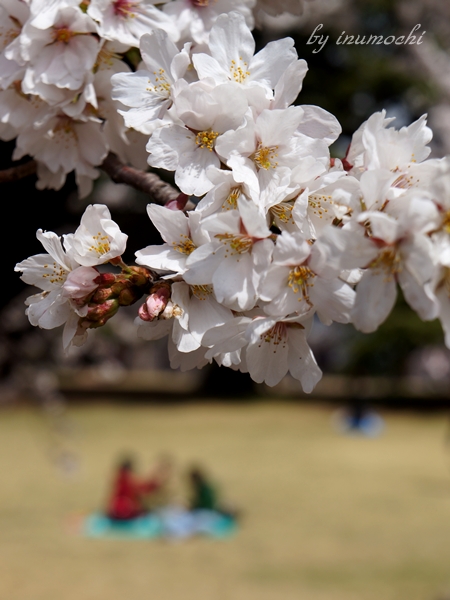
195, 129, 219, 151
54, 27, 74, 44
191, 285, 213, 300
113, 0, 137, 17
270, 202, 294, 224
252, 143, 279, 170
53, 117, 78, 145
173, 235, 196, 255
442, 210, 450, 234
288, 266, 315, 306
258, 322, 287, 351
13, 79, 28, 100
147, 68, 171, 96
89, 232, 111, 256
369, 246, 402, 278
0, 22, 20, 50
215, 233, 253, 255
392, 173, 416, 189
42, 262, 68, 285
288, 265, 315, 292
222, 187, 241, 211
95, 46, 121, 70
308, 194, 332, 219
230, 58, 250, 83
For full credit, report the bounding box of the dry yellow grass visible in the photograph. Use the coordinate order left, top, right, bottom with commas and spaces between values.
0, 402, 450, 600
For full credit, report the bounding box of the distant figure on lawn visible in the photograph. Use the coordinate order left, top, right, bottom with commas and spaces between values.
85, 459, 238, 539
187, 465, 239, 520
188, 466, 220, 511
106, 456, 169, 521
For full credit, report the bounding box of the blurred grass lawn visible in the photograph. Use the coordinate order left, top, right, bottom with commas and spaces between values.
1, 401, 450, 600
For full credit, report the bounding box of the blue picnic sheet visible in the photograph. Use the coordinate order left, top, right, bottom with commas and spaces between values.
84, 508, 237, 539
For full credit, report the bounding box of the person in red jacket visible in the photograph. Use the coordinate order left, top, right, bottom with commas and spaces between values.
106, 455, 173, 521
106, 458, 147, 521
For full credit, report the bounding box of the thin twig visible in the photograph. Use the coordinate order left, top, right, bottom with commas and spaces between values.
100, 152, 180, 205
0, 152, 195, 210
0, 160, 37, 183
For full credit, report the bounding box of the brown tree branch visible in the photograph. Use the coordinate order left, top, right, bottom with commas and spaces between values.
100, 152, 180, 205
0, 160, 37, 183
0, 152, 195, 210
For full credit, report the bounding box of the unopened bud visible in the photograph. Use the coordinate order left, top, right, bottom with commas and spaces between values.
91, 286, 115, 304
118, 287, 142, 306
138, 284, 171, 321
165, 193, 190, 211
84, 299, 119, 328
127, 266, 153, 287
96, 272, 116, 287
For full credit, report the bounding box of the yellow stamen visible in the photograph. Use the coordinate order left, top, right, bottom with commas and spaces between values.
173, 235, 196, 255
195, 129, 219, 151
89, 232, 111, 256
54, 27, 73, 43
147, 68, 171, 95
222, 187, 241, 211
42, 262, 67, 285
229, 58, 250, 83
308, 194, 332, 220
270, 202, 294, 224
252, 143, 278, 170
257, 322, 287, 353
191, 285, 213, 300
287, 265, 315, 306
113, 0, 137, 17
215, 233, 253, 255
442, 210, 450, 234
369, 246, 402, 281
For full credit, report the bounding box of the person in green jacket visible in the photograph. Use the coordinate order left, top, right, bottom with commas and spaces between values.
187, 467, 219, 511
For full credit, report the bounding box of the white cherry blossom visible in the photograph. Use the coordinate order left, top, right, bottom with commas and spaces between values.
66, 204, 128, 267
184, 198, 273, 310
351, 205, 439, 333
88, 0, 178, 47
14, 229, 99, 349
146, 81, 248, 196
135, 203, 209, 276
192, 11, 297, 99
13, 114, 108, 197
20, 5, 100, 91
111, 29, 191, 134
260, 230, 355, 324
0, 1, 29, 90
203, 314, 321, 390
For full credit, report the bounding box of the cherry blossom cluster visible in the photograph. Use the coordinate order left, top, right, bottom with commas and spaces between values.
133, 102, 450, 390
0, 0, 308, 196
12, 8, 450, 392
15, 204, 152, 349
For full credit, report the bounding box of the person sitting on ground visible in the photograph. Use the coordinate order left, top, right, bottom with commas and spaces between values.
106, 457, 148, 521
187, 466, 219, 512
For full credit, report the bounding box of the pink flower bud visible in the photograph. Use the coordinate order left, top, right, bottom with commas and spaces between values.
165, 193, 190, 211
138, 286, 171, 322
62, 266, 99, 299
138, 302, 152, 322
